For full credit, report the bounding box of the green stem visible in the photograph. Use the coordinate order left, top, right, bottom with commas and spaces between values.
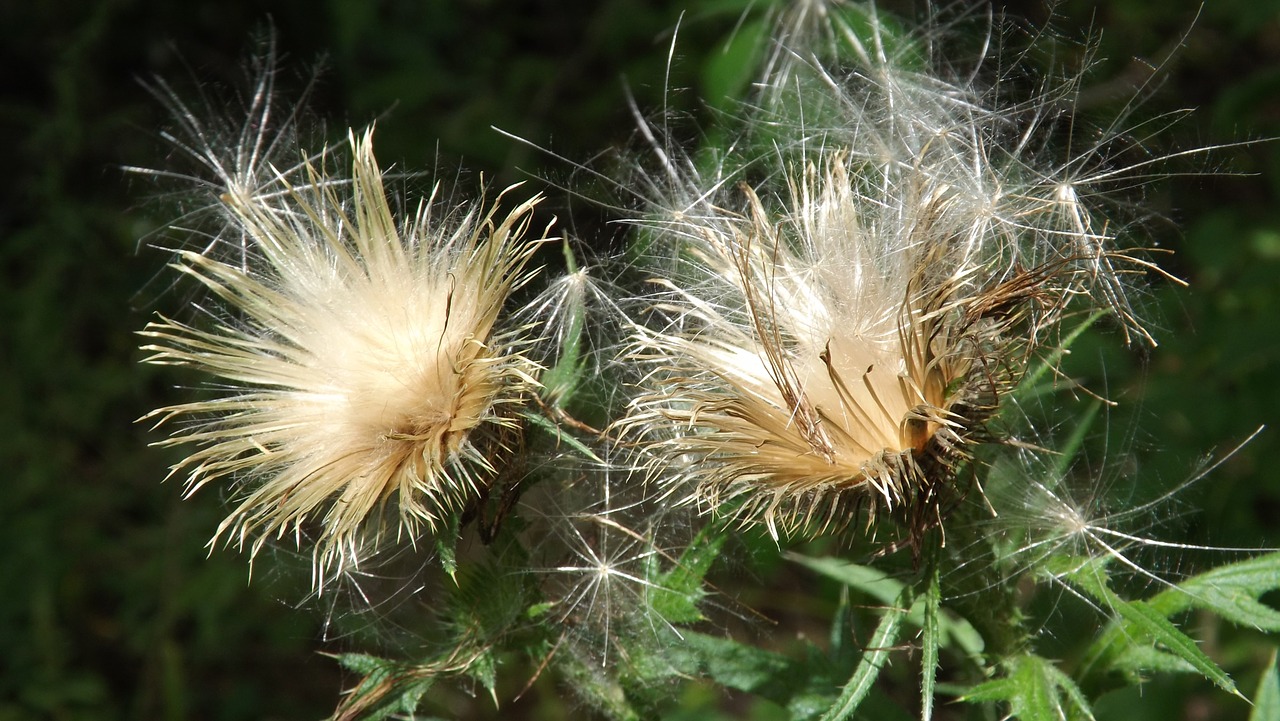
938, 507, 1030, 664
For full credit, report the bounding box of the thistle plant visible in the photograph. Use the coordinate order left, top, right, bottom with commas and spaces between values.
134, 4, 1280, 720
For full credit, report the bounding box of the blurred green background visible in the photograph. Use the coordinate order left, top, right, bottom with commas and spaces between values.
3, 0, 1278, 719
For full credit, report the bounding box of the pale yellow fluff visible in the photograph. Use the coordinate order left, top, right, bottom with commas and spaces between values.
141, 128, 549, 585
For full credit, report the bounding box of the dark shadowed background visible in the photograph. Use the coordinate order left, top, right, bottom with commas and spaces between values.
3, 0, 1278, 719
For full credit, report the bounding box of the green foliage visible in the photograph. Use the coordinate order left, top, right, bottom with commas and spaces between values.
963, 654, 1095, 721
920, 559, 941, 721
648, 526, 727, 624
1146, 552, 1280, 632
332, 654, 438, 721
817, 588, 909, 721
788, 555, 984, 657
1251, 651, 1280, 721
702, 18, 769, 114
539, 242, 588, 409
1074, 553, 1280, 696
1061, 556, 1240, 698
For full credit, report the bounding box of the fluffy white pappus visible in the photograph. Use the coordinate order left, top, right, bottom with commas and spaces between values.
746, 0, 1174, 345
534, 503, 670, 666
129, 45, 332, 267
519, 446, 708, 672
618, 3, 1176, 547
139, 127, 552, 587
513, 241, 637, 416
622, 150, 1061, 545
954, 427, 1269, 616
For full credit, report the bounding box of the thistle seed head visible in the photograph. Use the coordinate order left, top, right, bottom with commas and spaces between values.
140, 128, 550, 585
618, 3, 1169, 547
623, 153, 1062, 543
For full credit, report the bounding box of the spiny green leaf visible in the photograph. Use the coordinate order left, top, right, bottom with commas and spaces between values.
961, 655, 1094, 721
922, 560, 941, 721
1250, 649, 1280, 721
443, 560, 530, 652
1039, 660, 1095, 721
328, 654, 437, 721
522, 409, 605, 464
703, 18, 768, 113
466, 649, 499, 705
1044, 554, 1111, 597
962, 676, 1019, 704
1104, 643, 1198, 677
1064, 558, 1241, 698
333, 652, 389, 675
678, 632, 800, 697
630, 627, 884, 718
539, 241, 586, 407
818, 586, 910, 721
1008, 656, 1056, 721
558, 651, 641, 721
636, 629, 821, 712
650, 525, 727, 623
1110, 600, 1241, 697
1147, 551, 1280, 632
790, 554, 984, 656
436, 513, 461, 582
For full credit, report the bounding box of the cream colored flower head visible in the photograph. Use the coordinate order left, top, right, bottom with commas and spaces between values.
623, 153, 1057, 544
140, 128, 549, 584
619, 4, 1165, 547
